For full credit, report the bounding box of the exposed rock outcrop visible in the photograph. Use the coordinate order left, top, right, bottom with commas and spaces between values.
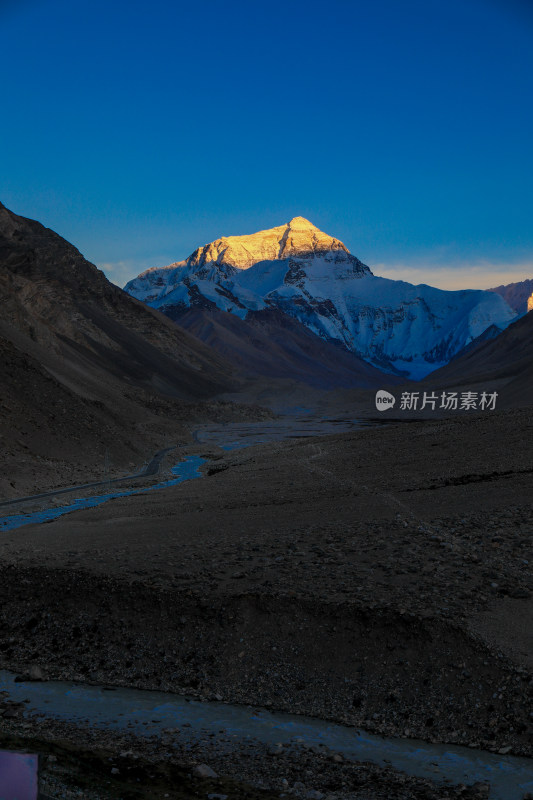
164, 216, 352, 272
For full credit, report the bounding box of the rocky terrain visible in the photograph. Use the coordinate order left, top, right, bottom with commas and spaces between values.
0, 408, 530, 798
1, 713, 505, 800
0, 335, 269, 500
0, 201, 269, 499
0, 716, 496, 800
0, 202, 234, 398
172, 307, 397, 390
1, 203, 531, 798
428, 307, 533, 406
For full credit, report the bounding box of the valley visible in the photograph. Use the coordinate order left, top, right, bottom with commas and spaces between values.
3, 1, 532, 796
0, 202, 531, 798
0, 408, 531, 798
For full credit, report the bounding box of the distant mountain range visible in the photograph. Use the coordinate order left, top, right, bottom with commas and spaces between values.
126, 217, 517, 379
488, 278, 533, 315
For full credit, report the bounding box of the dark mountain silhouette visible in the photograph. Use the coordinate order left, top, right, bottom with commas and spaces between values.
171, 306, 400, 390
427, 311, 533, 407
0, 201, 239, 498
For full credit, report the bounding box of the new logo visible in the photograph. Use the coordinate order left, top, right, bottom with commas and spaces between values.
375, 390, 396, 411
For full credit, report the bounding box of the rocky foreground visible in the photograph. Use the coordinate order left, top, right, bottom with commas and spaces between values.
0, 719, 498, 800
0, 408, 531, 798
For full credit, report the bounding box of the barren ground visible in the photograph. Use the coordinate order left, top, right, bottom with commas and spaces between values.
0, 407, 531, 798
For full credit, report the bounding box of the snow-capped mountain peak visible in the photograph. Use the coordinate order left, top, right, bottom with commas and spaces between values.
187, 215, 353, 271
125, 218, 517, 379
125, 216, 369, 304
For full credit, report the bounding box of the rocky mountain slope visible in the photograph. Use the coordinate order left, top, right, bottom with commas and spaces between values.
489, 277, 533, 314
0, 201, 234, 399
168, 307, 399, 390
426, 308, 533, 406
0, 201, 243, 498
165, 215, 351, 271
126, 217, 516, 379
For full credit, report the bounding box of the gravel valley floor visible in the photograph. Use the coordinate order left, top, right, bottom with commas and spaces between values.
0, 407, 531, 798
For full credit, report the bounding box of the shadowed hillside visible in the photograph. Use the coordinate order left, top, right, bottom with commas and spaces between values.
427, 310, 533, 407
0, 202, 247, 498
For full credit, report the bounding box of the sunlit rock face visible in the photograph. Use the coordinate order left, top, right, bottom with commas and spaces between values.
126, 218, 517, 379
126, 217, 365, 304
188, 216, 352, 270
528, 293, 533, 312
125, 217, 369, 304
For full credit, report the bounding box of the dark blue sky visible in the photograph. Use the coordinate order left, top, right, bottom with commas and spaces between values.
1, 0, 532, 288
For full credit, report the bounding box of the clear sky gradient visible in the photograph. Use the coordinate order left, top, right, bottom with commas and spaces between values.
1, 0, 532, 289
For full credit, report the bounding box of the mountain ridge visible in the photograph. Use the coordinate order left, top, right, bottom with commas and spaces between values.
141, 216, 354, 280
488, 277, 533, 315
171, 306, 401, 391
426, 308, 533, 407
126, 217, 516, 379
0, 200, 235, 398
0, 200, 248, 499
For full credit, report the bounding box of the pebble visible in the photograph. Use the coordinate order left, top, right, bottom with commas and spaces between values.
28, 665, 44, 681
192, 763, 218, 778
470, 782, 490, 796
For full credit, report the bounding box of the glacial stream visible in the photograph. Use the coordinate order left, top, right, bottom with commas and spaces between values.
0, 671, 532, 799
0, 416, 532, 797
0, 416, 371, 532
0, 454, 207, 533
